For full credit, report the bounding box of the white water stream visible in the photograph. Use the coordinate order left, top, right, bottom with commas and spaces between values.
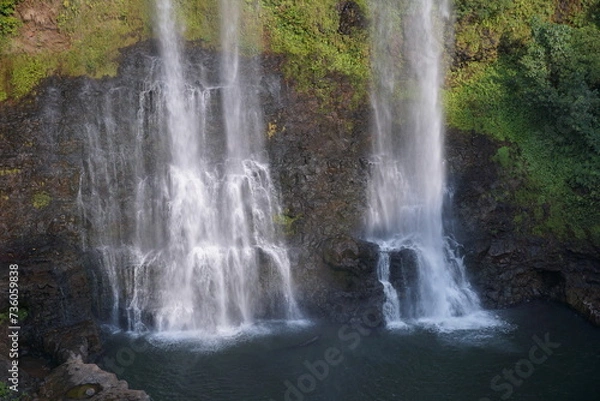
366, 0, 486, 327
80, 0, 300, 334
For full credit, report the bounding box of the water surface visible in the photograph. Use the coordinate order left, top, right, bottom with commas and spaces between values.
101, 301, 600, 401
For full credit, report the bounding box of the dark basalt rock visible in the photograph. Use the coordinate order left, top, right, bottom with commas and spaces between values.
0, 237, 96, 359
0, 42, 171, 399
446, 128, 600, 324
322, 235, 379, 275
43, 321, 101, 364
264, 58, 381, 322
388, 248, 419, 296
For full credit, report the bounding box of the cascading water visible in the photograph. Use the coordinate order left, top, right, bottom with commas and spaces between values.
366, 0, 484, 327
79, 0, 299, 334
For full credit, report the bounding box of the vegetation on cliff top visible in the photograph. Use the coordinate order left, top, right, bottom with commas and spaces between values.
0, 0, 369, 104
0, 0, 150, 100
262, 0, 369, 105
446, 0, 600, 242
0, 0, 21, 39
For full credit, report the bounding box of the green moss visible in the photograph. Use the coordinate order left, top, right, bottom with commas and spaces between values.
56, 0, 151, 78
0, 307, 28, 324
445, 63, 535, 141
32, 191, 51, 209
0, 168, 19, 176
1, 0, 371, 106
0, 381, 10, 398
0, 380, 26, 400
65, 384, 103, 399
273, 210, 301, 236
453, 0, 556, 78
9, 54, 56, 98
492, 146, 511, 169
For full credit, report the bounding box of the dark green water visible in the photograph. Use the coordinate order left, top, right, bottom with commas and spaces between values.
100, 301, 600, 401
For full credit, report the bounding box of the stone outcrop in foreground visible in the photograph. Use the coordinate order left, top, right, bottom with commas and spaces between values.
35, 357, 150, 401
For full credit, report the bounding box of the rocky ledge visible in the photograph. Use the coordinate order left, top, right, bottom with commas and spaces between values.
35, 357, 150, 401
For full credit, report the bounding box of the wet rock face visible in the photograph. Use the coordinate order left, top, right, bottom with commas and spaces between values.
322, 236, 378, 274
0, 89, 82, 245
0, 43, 170, 397
388, 249, 418, 299
0, 75, 99, 364
0, 238, 95, 353
446, 129, 600, 324
264, 61, 380, 321
321, 236, 382, 316
0, 41, 376, 331
43, 320, 101, 364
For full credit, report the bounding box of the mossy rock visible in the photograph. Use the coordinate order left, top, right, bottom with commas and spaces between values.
32, 192, 51, 209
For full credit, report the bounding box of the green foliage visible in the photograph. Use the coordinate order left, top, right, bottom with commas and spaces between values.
0, 381, 10, 397
1, 0, 370, 104
445, 63, 534, 141
0, 380, 26, 400
447, 1, 600, 241
0, 307, 28, 323
261, 0, 370, 106
492, 146, 512, 168
9, 54, 56, 98
1, 0, 151, 99
518, 19, 600, 203
0, 0, 21, 42
524, 21, 600, 152
452, 0, 555, 78
174, 0, 264, 54
56, 0, 151, 77
175, 0, 220, 46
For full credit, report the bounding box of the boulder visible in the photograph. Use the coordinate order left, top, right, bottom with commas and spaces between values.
35, 358, 150, 401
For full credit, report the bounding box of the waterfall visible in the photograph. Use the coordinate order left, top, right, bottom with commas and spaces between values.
366, 0, 484, 326
79, 0, 299, 334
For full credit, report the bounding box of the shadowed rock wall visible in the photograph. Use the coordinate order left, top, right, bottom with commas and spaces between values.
446, 129, 600, 325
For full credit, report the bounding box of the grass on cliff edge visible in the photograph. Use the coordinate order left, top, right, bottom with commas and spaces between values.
261, 0, 370, 107
0, 0, 371, 106
0, 0, 151, 100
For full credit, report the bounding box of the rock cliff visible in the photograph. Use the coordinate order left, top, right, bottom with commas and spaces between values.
0, 37, 599, 398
